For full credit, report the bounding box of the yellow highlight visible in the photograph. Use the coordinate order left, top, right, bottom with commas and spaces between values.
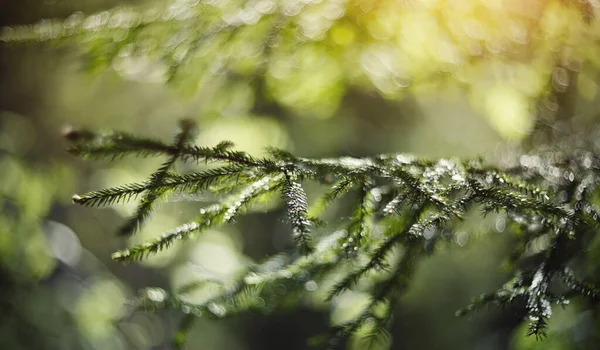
331, 23, 356, 46
484, 85, 534, 140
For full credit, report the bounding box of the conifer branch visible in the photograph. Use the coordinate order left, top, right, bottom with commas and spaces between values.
282, 172, 314, 255
179, 145, 273, 168
3, 0, 598, 343
72, 182, 149, 207
382, 189, 410, 216
558, 268, 600, 299
112, 217, 207, 262
328, 242, 422, 349
342, 184, 376, 255
112, 175, 281, 263
71, 166, 251, 208
524, 266, 553, 339
65, 129, 173, 160
327, 206, 427, 301
389, 167, 455, 216
161, 165, 253, 194
65, 121, 600, 345
118, 120, 197, 236
469, 168, 551, 202
308, 177, 356, 218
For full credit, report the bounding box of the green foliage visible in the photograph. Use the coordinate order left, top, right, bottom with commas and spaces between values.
3, 0, 600, 136
4, 0, 600, 348
66, 120, 600, 348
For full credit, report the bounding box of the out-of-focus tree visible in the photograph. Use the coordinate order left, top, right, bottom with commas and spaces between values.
3, 0, 600, 139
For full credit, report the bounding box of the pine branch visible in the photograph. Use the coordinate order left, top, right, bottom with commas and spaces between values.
118, 119, 196, 236
327, 206, 427, 300
161, 165, 253, 194
65, 129, 173, 160
64, 121, 600, 346
72, 166, 250, 208
469, 168, 551, 202
281, 172, 314, 255
524, 266, 553, 339
390, 167, 456, 216
382, 189, 409, 216
342, 184, 376, 255
558, 268, 600, 299
180, 145, 274, 168
112, 218, 206, 262
469, 179, 575, 224
328, 241, 422, 349
72, 182, 149, 207
223, 176, 281, 222
308, 177, 356, 218
112, 176, 281, 263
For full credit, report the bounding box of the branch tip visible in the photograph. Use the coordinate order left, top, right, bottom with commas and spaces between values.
72, 194, 82, 204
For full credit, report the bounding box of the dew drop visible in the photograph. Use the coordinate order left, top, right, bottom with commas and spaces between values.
208, 302, 226, 317
305, 280, 318, 291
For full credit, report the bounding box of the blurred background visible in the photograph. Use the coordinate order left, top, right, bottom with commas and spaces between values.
1, 0, 600, 349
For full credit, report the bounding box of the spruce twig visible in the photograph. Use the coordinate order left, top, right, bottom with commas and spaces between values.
66, 121, 600, 345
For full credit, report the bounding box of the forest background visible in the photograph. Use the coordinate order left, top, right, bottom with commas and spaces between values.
1, 0, 600, 349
